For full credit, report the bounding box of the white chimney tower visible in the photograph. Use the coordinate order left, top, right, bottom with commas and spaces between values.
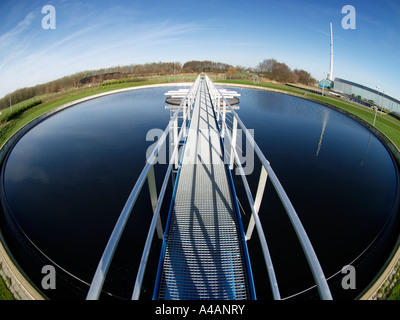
328, 22, 334, 81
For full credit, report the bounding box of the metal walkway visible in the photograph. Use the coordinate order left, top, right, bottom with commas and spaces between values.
86, 74, 333, 301
153, 79, 255, 299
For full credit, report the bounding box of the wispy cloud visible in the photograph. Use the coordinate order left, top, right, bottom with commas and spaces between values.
0, 4, 203, 97
0, 10, 40, 77
0, 11, 36, 50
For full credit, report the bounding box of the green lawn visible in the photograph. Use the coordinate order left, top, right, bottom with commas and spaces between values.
387, 280, 400, 300
217, 79, 307, 96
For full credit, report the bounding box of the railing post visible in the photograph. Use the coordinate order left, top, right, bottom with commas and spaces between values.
216, 95, 220, 121
213, 88, 217, 106
147, 165, 163, 239
221, 99, 227, 138
189, 94, 193, 118
173, 117, 179, 169
182, 98, 187, 138
229, 116, 238, 170
246, 165, 268, 240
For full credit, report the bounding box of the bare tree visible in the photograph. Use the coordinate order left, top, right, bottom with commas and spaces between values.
257, 59, 277, 75
294, 69, 316, 85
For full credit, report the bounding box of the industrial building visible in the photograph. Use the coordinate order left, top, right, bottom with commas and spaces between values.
317, 22, 400, 114
332, 78, 400, 113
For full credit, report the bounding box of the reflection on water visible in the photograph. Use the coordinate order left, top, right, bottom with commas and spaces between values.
360, 133, 373, 167
1, 87, 399, 300
316, 109, 329, 158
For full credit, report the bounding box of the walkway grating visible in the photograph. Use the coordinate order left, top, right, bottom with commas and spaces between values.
153, 79, 254, 300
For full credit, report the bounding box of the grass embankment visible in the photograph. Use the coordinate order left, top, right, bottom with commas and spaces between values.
0, 76, 399, 300
218, 79, 308, 96
387, 279, 400, 300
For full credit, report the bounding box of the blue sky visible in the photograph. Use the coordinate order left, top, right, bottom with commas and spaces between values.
1, 0, 399, 100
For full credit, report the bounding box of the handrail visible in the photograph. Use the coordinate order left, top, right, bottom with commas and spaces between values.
86, 75, 201, 300
132, 79, 200, 299
205, 74, 332, 300
86, 74, 332, 300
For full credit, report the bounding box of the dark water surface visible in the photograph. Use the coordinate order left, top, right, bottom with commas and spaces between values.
1, 86, 398, 300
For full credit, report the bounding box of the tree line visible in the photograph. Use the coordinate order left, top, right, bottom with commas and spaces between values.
256, 59, 316, 85
0, 59, 316, 110
0, 61, 231, 109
